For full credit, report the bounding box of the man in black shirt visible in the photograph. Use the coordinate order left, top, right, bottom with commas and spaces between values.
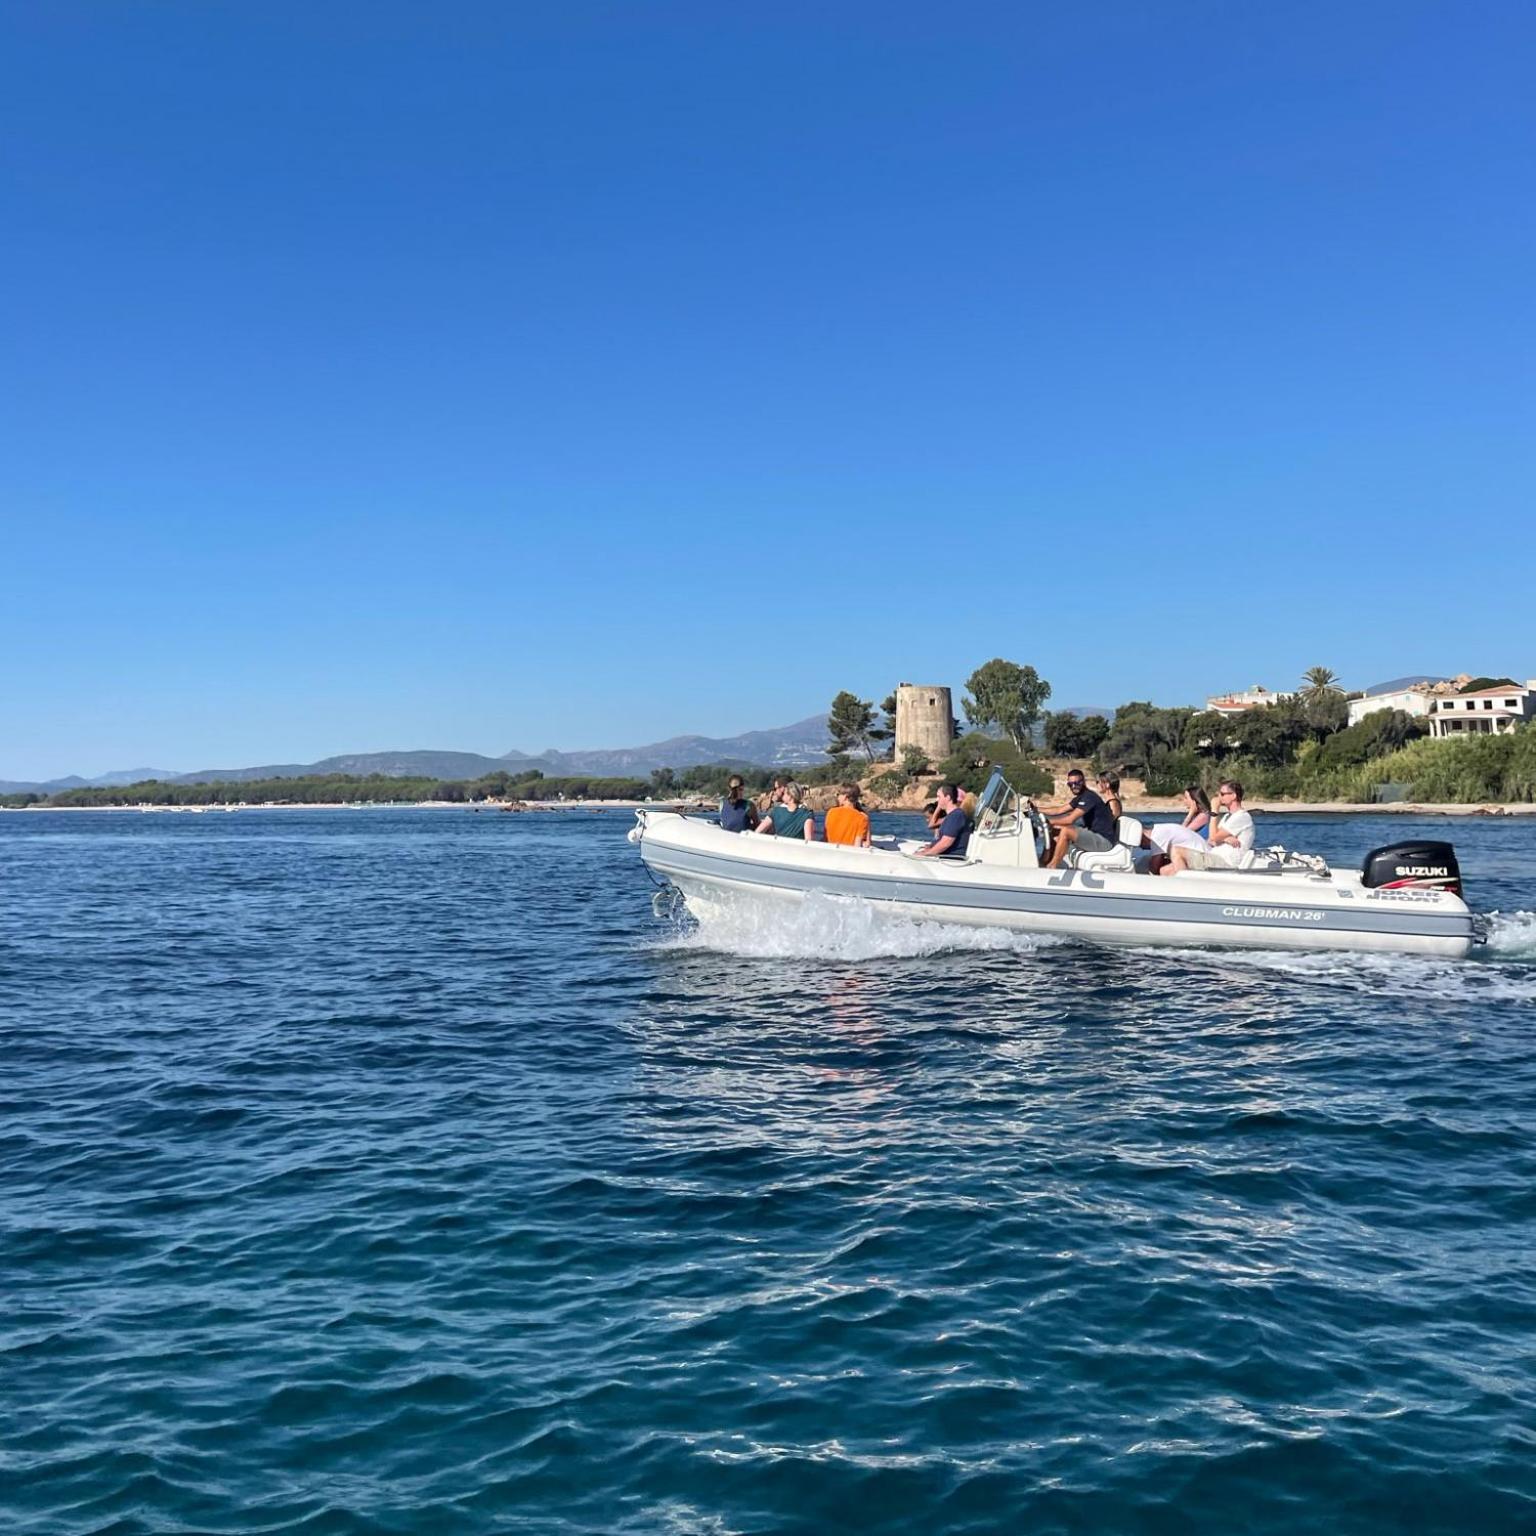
1041, 767, 1119, 870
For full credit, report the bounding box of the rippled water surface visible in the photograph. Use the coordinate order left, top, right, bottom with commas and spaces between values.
3, 808, 1535, 1535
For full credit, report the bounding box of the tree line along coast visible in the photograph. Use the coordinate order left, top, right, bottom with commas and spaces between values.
6, 661, 1535, 812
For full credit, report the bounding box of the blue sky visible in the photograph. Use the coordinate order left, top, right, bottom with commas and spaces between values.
2, 1, 1533, 779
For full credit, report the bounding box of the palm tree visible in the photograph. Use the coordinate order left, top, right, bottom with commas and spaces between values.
1301, 666, 1340, 701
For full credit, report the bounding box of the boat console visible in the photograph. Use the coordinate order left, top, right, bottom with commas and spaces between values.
970, 769, 1050, 869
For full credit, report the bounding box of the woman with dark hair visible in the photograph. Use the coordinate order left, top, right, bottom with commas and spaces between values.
1145, 785, 1213, 859
1178, 784, 1211, 835
1095, 772, 1123, 823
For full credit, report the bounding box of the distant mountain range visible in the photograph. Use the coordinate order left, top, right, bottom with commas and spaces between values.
1, 715, 836, 793
2, 704, 1125, 794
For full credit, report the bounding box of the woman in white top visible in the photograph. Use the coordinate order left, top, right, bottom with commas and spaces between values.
1163, 780, 1255, 875
1146, 785, 1211, 856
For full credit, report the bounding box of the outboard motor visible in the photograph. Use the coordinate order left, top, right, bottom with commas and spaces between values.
1361, 841, 1462, 896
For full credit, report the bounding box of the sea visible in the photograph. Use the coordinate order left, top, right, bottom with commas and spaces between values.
3, 807, 1535, 1536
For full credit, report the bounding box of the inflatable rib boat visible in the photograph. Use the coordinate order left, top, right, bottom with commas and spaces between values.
631, 771, 1475, 958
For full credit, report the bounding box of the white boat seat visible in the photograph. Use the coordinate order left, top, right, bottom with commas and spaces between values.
1070, 843, 1135, 874
1066, 815, 1144, 874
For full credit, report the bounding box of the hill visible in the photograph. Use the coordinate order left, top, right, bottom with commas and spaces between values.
2, 716, 836, 792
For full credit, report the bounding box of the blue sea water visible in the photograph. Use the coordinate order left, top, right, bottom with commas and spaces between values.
2, 807, 1535, 1536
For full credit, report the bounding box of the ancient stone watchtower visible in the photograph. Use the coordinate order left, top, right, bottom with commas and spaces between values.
894, 683, 954, 764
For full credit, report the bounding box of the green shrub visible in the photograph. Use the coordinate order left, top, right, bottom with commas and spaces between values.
1306, 727, 1534, 803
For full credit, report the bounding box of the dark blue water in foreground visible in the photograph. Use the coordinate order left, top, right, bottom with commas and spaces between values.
3, 808, 1535, 1535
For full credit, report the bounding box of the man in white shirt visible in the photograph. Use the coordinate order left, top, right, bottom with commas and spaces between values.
1164, 780, 1254, 875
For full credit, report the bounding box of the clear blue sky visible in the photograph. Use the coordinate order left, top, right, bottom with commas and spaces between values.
2, 1, 1532, 779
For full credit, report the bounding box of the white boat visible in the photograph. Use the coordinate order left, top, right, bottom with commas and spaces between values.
630, 770, 1476, 958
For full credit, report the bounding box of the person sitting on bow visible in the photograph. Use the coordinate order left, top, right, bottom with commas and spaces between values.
824, 783, 872, 847
718, 774, 759, 833
753, 780, 816, 842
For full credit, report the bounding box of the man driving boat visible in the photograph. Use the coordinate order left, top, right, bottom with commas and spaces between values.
1039, 767, 1118, 870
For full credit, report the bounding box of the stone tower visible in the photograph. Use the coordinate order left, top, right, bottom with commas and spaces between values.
894, 683, 954, 764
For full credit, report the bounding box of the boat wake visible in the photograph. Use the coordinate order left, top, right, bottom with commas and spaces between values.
1484, 908, 1536, 959
653, 888, 1057, 963
1174, 909, 1536, 1004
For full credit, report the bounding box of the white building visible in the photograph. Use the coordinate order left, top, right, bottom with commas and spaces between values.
1347, 684, 1438, 728
1428, 682, 1536, 738
1205, 685, 1291, 716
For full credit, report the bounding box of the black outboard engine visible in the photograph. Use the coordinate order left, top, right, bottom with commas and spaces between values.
1361, 841, 1462, 896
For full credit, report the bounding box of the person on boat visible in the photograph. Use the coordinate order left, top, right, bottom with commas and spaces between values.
755, 774, 789, 817
913, 783, 970, 858
718, 775, 759, 833
1162, 780, 1254, 874
922, 799, 943, 834
1096, 772, 1123, 824
1041, 768, 1118, 869
754, 781, 816, 842
824, 783, 872, 847
1144, 785, 1211, 859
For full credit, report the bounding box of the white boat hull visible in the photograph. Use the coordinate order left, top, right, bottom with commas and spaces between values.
634, 813, 1475, 959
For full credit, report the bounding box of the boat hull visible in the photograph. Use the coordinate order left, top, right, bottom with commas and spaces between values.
635, 814, 1475, 958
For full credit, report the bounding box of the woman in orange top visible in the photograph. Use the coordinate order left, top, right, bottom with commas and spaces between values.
824, 784, 871, 847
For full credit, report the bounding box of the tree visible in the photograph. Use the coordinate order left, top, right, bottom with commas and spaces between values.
1302, 688, 1349, 738
935, 732, 1053, 797
962, 659, 1051, 753
900, 744, 930, 776
1301, 666, 1341, 701
1100, 701, 1194, 779
1044, 711, 1110, 759
827, 690, 880, 761
1309, 708, 1429, 773
650, 767, 676, 795
860, 692, 898, 762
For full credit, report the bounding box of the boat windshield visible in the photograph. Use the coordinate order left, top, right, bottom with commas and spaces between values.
974, 768, 1022, 837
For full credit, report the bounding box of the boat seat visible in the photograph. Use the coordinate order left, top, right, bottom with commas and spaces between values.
1067, 815, 1144, 874
1070, 843, 1135, 874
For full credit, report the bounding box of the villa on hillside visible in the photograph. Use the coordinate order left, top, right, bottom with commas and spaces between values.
1427, 681, 1536, 738
1346, 679, 1446, 727
1205, 685, 1291, 715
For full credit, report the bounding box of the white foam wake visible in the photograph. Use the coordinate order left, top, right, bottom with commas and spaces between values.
655, 888, 1055, 963
1167, 911, 1536, 1004
1483, 909, 1536, 959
